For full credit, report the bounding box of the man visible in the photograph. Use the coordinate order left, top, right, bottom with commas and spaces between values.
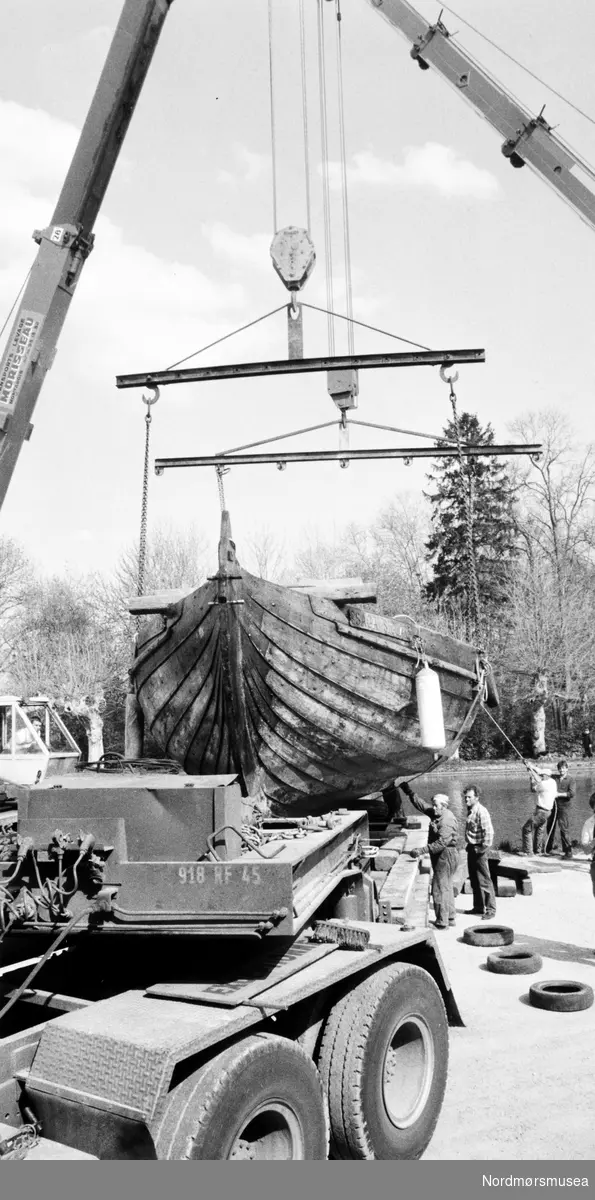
550, 758, 576, 860
522, 768, 557, 856
400, 782, 460, 929
464, 785, 496, 920
583, 730, 593, 759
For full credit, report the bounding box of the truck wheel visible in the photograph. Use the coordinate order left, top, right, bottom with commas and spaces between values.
317, 962, 448, 1159
152, 1033, 328, 1160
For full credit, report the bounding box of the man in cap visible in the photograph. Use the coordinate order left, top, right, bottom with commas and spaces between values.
399, 782, 460, 929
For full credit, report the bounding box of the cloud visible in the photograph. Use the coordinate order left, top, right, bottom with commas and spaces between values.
0, 100, 79, 198
326, 144, 499, 198
202, 221, 272, 269
217, 144, 269, 185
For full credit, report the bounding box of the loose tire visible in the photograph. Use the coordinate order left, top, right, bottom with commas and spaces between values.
486, 948, 542, 975
152, 1033, 328, 1160
463, 924, 514, 947
317, 962, 448, 1159
529, 980, 594, 1013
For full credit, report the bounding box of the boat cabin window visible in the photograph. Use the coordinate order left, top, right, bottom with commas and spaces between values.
0, 705, 13, 755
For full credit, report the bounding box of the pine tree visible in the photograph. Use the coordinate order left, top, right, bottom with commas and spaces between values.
424, 412, 518, 631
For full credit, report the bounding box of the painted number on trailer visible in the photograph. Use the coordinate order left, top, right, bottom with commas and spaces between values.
177, 864, 262, 885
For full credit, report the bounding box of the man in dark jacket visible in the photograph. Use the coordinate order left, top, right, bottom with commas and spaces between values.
400, 782, 460, 929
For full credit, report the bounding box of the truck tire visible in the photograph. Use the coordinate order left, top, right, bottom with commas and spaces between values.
316, 962, 448, 1159
152, 1033, 328, 1160
486, 948, 543, 975
463, 924, 514, 947
529, 980, 594, 1013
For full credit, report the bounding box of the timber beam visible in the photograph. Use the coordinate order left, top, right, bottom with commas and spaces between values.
155, 443, 541, 471
116, 348, 485, 389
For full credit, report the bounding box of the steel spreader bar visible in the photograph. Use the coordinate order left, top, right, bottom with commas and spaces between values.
117, 347, 485, 390
155, 443, 541, 472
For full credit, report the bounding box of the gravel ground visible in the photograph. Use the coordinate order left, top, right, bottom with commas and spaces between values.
424, 853, 595, 1160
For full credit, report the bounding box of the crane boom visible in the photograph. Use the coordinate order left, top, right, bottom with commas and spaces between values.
366, 0, 595, 231
0, 0, 174, 510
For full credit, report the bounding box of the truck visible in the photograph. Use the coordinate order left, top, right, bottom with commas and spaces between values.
0, 773, 454, 1160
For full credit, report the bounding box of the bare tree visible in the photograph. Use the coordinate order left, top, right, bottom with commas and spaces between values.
507, 409, 595, 750
244, 525, 287, 582
5, 576, 118, 761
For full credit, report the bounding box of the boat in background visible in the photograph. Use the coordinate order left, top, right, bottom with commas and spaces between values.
129, 513, 494, 815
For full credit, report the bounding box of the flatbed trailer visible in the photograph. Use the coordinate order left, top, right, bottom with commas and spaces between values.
0, 775, 459, 1161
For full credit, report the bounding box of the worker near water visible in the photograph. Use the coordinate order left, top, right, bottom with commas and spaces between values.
522, 768, 557, 856
399, 782, 459, 929
580, 793, 595, 901
550, 758, 576, 860
464, 785, 496, 920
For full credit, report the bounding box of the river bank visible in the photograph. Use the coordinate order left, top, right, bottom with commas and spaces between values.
414, 760, 595, 854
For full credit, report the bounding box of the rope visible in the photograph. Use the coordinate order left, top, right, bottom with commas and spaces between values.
301, 302, 432, 350
446, 379, 482, 645
299, 0, 312, 232
316, 0, 335, 355
334, 0, 354, 355
165, 304, 286, 371
267, 0, 279, 232
480, 702, 542, 783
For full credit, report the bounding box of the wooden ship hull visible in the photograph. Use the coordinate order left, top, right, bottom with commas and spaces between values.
130, 514, 489, 815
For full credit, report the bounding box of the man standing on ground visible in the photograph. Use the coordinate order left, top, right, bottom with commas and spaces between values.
400, 783, 460, 929
464, 785, 496, 921
550, 758, 576, 860
522, 768, 557, 856
583, 730, 593, 759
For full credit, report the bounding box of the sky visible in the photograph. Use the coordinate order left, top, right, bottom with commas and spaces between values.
1, 0, 595, 582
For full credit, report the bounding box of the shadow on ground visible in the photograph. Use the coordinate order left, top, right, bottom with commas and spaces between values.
507, 932, 595, 968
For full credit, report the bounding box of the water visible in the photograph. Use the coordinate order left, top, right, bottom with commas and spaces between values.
421, 768, 595, 851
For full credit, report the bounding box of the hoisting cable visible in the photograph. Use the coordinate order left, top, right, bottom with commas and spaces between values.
267, 0, 279, 233
316, 0, 335, 355
443, 4, 595, 131
334, 0, 355, 354
0, 265, 33, 344
299, 0, 312, 232
165, 304, 287, 371
441, 367, 482, 646
301, 301, 432, 350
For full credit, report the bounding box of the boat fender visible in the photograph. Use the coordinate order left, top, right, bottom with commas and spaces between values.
415, 665, 446, 751
484, 668, 500, 709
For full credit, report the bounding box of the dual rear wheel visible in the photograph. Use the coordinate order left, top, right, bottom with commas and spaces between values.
152, 962, 448, 1160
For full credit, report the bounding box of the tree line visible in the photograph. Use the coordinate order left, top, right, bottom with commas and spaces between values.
1, 406, 594, 765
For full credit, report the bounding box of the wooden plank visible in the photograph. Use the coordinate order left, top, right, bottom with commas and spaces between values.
379, 856, 418, 918
403, 872, 431, 930
289, 579, 377, 605
128, 589, 187, 614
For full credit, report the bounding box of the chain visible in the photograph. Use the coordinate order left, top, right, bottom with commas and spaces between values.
137, 387, 159, 602
443, 372, 483, 645
215, 465, 229, 512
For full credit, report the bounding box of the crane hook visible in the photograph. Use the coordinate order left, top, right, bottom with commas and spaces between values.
142, 384, 160, 409
439, 364, 459, 387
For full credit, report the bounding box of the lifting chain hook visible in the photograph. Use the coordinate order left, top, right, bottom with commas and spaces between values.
142, 384, 160, 422
439, 363, 459, 387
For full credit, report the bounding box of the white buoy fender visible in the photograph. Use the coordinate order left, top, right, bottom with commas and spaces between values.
415, 665, 446, 750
